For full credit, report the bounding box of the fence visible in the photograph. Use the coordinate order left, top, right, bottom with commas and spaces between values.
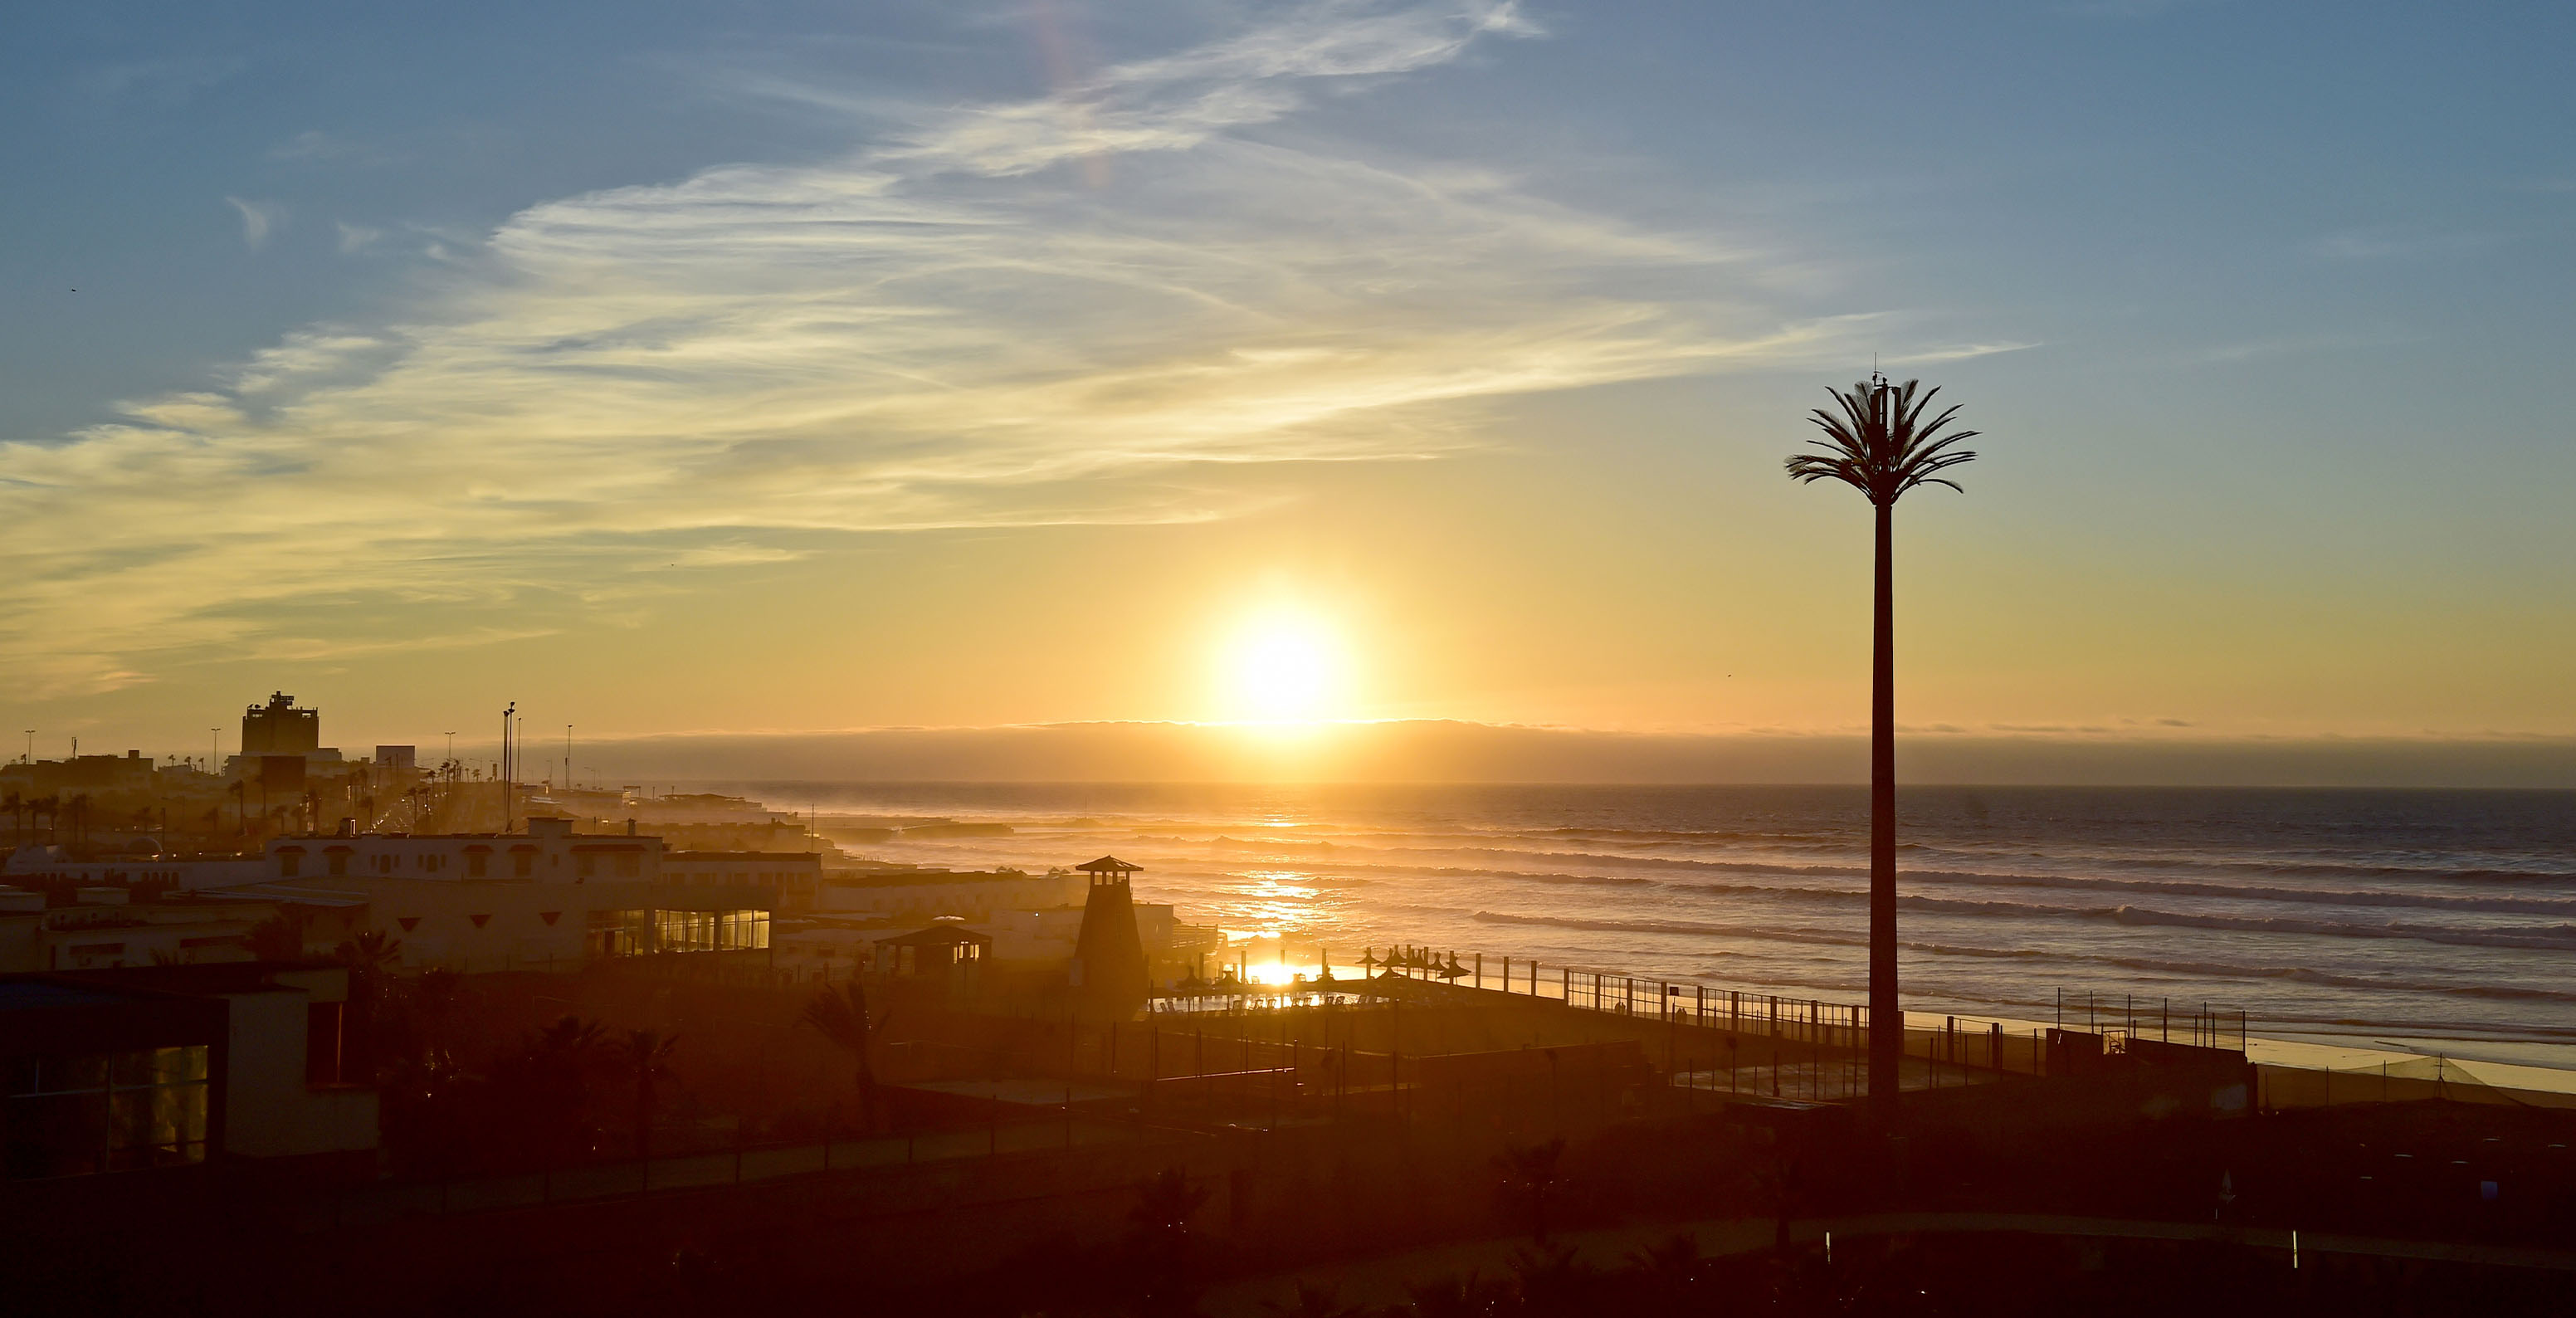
1162, 944, 2249, 1094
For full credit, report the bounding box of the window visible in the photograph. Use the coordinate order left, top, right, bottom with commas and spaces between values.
4, 1046, 209, 1179
719, 909, 771, 951
278, 852, 302, 878
615, 853, 639, 878
655, 909, 715, 953
466, 852, 487, 877
650, 909, 770, 954
326, 851, 348, 876
576, 854, 595, 879
305, 1003, 346, 1086
511, 851, 533, 878
585, 909, 651, 959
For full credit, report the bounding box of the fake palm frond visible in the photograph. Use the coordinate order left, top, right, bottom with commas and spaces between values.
1785, 376, 1978, 505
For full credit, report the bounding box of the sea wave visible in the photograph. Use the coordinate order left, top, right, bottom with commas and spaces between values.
1897, 896, 2576, 951
1469, 909, 1864, 949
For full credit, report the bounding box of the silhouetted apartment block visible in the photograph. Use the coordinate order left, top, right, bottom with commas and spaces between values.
239, 691, 320, 757
0, 964, 375, 1180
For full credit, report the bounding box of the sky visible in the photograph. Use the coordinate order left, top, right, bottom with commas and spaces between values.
3, 1, 2573, 776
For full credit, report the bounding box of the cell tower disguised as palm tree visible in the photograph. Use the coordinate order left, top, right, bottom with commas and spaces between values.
1786, 374, 1978, 1117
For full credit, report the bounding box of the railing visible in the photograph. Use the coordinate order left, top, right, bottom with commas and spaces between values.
2055, 988, 2247, 1053
1156, 945, 2247, 1093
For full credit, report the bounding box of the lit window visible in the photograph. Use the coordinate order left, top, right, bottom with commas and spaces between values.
3, 1046, 209, 1179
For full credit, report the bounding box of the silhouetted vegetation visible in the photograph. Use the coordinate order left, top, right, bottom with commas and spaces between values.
799, 979, 886, 1131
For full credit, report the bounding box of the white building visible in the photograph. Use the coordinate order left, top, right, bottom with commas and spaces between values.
660, 851, 822, 910
257, 816, 658, 885
817, 867, 1087, 922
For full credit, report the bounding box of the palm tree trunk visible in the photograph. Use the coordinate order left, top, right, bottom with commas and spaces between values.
1869, 499, 1899, 1119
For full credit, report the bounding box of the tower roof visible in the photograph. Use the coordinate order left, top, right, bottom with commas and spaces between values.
1075, 855, 1141, 875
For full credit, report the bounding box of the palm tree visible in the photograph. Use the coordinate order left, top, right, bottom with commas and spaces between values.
1787, 374, 1978, 1116
2, 792, 19, 845
1125, 1166, 1211, 1318
620, 1028, 679, 1164
1494, 1137, 1569, 1242
798, 981, 888, 1131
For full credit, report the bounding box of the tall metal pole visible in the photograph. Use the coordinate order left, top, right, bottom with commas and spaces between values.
1868, 493, 1898, 1120
501, 703, 515, 832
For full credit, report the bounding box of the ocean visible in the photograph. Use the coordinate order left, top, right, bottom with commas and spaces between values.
720, 783, 2576, 1070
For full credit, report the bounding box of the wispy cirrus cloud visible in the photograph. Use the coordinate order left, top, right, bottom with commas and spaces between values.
0, 0, 1927, 696
224, 196, 285, 248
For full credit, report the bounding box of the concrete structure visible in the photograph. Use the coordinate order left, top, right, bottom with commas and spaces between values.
240, 691, 321, 758
237, 874, 772, 974
256, 816, 658, 885
3, 847, 266, 891
875, 922, 990, 977
661, 850, 821, 910
817, 867, 1086, 921
0, 963, 375, 1178
0, 889, 358, 974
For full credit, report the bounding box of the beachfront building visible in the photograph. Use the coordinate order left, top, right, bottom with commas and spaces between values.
817, 866, 1086, 922
222, 872, 773, 974
661, 850, 822, 910
2, 847, 267, 892
0, 962, 377, 1179
0, 887, 366, 974
254, 816, 660, 885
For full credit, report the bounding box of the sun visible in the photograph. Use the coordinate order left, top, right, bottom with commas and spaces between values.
1221, 610, 1349, 723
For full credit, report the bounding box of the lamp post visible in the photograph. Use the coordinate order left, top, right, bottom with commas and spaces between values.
500, 703, 515, 832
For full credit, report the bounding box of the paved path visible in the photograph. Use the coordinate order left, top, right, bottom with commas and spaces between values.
1206, 1208, 2576, 1313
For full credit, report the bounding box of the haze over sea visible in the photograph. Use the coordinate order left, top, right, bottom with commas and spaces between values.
719, 783, 2576, 1071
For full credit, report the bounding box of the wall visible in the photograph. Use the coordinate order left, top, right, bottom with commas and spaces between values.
217, 974, 377, 1159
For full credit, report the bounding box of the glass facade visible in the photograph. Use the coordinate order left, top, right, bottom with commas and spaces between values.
586, 907, 765, 956
651, 909, 770, 953
586, 909, 651, 959
4, 1046, 210, 1179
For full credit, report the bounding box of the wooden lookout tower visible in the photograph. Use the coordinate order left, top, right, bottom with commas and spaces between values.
1071, 855, 1150, 1019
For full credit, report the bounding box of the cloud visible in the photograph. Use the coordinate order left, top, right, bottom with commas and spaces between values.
0, 0, 1925, 696
666, 541, 810, 569
334, 222, 383, 253
1883, 340, 2039, 365
880, 0, 1539, 177
225, 197, 285, 248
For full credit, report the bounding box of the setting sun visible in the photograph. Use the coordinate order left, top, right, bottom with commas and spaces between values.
1220, 610, 1349, 723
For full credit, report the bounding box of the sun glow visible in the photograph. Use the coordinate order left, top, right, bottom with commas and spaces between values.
1220, 609, 1350, 723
